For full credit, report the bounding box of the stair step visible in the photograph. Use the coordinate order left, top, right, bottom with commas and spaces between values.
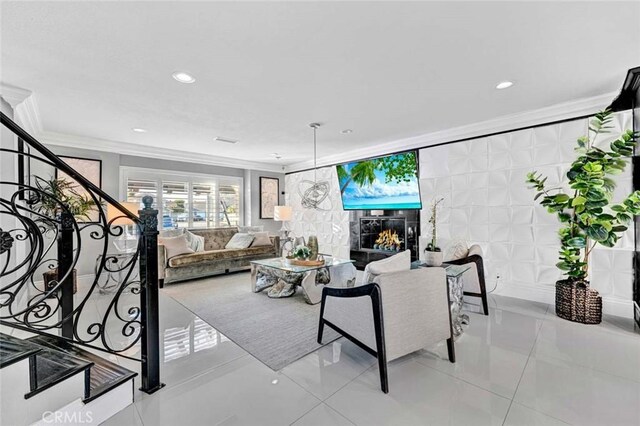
0, 332, 42, 368
27, 335, 138, 403
25, 345, 94, 399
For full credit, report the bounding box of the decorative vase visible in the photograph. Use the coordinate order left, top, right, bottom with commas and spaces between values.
293, 236, 306, 247
307, 235, 319, 261
424, 250, 443, 267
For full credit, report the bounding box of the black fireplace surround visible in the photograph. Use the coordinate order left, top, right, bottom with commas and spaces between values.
349, 210, 420, 270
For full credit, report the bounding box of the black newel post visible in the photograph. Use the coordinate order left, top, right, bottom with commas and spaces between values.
58, 211, 74, 339
138, 196, 164, 393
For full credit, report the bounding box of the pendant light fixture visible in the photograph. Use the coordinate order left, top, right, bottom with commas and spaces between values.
298, 123, 331, 210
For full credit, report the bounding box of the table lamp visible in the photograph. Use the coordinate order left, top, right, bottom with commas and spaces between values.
107, 202, 139, 253
274, 205, 292, 239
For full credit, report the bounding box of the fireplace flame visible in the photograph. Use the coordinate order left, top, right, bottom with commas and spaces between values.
375, 229, 402, 249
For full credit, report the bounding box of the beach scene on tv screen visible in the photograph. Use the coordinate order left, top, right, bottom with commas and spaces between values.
337, 152, 422, 210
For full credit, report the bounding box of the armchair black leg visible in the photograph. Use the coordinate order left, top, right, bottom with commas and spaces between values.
475, 257, 489, 316
370, 285, 388, 393
317, 319, 325, 344
446, 337, 456, 363
159, 279, 164, 289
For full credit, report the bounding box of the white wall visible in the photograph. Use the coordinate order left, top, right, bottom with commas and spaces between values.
418, 112, 633, 316
285, 112, 635, 317
285, 167, 350, 258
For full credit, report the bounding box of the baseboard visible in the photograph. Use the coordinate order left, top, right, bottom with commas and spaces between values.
494, 283, 634, 319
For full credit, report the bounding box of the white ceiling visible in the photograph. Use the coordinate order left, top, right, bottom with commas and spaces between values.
2, 1, 639, 172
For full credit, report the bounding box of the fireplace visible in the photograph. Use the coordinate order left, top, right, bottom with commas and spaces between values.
359, 217, 406, 252
349, 210, 420, 270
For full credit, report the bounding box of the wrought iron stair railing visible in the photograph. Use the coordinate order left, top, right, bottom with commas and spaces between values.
0, 111, 163, 393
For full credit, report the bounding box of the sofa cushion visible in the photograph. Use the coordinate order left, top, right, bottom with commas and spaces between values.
168, 245, 275, 268
250, 231, 272, 247
190, 228, 238, 251
184, 230, 205, 252
159, 235, 194, 259
225, 233, 255, 249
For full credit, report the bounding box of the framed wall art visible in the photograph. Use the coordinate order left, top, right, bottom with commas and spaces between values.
259, 176, 279, 219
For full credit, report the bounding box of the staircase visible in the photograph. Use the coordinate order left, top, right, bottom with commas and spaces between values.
0, 332, 137, 425
1, 111, 163, 425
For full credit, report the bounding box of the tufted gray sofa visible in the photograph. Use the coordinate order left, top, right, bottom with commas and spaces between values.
158, 227, 279, 286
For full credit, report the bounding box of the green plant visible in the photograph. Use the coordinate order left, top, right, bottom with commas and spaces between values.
292, 245, 311, 260
33, 176, 97, 221
526, 109, 640, 281
426, 198, 444, 252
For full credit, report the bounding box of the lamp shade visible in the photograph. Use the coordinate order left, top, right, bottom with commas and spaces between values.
274, 205, 292, 221
107, 202, 139, 226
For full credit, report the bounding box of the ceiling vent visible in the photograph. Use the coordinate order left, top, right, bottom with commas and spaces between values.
213, 136, 238, 144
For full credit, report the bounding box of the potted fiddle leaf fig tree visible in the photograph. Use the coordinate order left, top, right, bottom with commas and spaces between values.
424, 197, 445, 266
526, 109, 639, 324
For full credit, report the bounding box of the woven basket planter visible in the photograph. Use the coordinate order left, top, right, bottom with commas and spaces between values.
555, 279, 602, 324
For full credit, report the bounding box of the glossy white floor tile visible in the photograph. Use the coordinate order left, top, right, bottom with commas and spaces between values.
503, 403, 569, 426
134, 356, 321, 426
514, 355, 640, 426
6, 271, 634, 426
416, 334, 530, 399
534, 317, 640, 382
325, 357, 511, 425
102, 404, 144, 426
281, 338, 376, 400
291, 403, 355, 426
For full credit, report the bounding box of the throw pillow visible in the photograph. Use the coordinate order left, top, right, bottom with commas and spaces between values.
250, 231, 272, 247
361, 249, 411, 285
225, 233, 255, 249
238, 225, 264, 233
444, 240, 469, 261
184, 230, 205, 252
159, 235, 194, 259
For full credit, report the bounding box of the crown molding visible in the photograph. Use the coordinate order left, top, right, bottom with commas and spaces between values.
0, 83, 31, 108
0, 83, 43, 135
40, 131, 285, 173
285, 91, 618, 173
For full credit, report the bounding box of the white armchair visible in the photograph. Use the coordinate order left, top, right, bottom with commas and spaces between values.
318, 267, 454, 393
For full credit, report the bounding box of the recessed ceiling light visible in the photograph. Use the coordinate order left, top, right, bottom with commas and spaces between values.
132, 128, 147, 133
341, 129, 353, 134
213, 136, 238, 144
496, 81, 514, 90
172, 71, 196, 84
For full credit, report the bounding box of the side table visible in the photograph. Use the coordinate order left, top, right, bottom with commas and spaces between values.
412, 261, 471, 339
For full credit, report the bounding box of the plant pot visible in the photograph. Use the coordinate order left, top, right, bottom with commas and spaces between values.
423, 250, 443, 267
555, 279, 602, 324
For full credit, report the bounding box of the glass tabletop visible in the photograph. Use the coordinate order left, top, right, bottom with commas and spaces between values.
442, 263, 471, 278
411, 261, 471, 278
251, 257, 354, 273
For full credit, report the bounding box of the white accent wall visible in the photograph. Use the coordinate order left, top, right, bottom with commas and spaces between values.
419, 112, 633, 316
284, 167, 350, 259
285, 111, 635, 317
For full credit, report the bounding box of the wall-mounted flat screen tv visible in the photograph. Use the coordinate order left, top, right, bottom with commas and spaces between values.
336, 151, 422, 210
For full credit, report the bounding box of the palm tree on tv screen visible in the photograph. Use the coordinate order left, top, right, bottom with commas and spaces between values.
337, 152, 417, 194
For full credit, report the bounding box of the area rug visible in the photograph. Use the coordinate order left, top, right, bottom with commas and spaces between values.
162, 272, 340, 371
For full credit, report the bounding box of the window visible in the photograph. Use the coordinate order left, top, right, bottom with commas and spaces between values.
122, 168, 243, 230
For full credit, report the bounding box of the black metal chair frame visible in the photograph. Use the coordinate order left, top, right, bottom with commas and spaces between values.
318, 282, 456, 394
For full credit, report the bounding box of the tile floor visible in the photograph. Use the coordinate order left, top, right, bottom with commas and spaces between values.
4, 272, 640, 425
